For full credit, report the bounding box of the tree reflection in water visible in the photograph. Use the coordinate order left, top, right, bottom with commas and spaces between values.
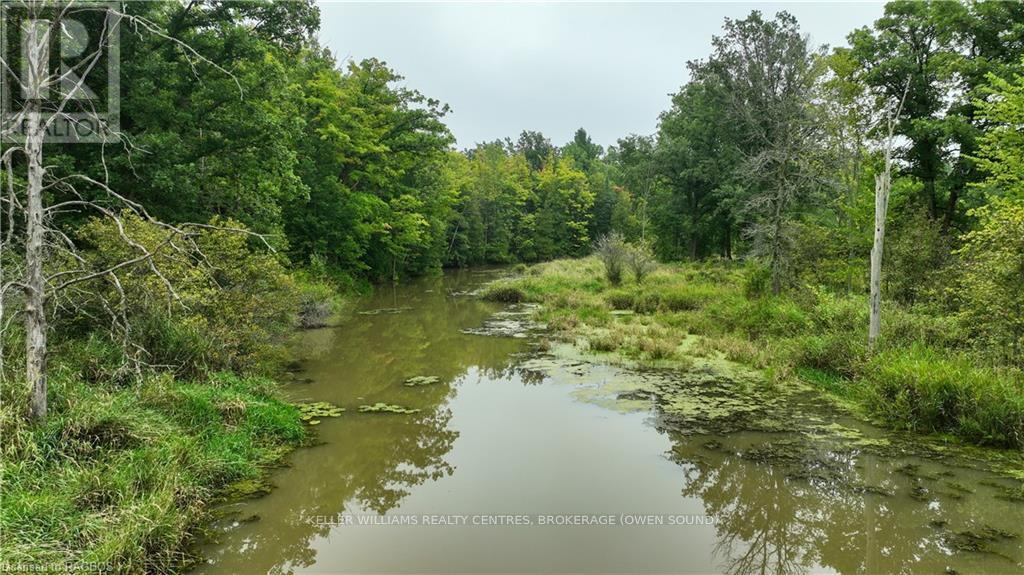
670, 429, 1023, 575
197, 269, 1024, 575
196, 269, 535, 574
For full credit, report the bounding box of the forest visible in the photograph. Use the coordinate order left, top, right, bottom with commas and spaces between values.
1, 0, 1023, 572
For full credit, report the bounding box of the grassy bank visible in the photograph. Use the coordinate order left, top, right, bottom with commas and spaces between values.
0, 370, 305, 572
0, 217, 349, 572
483, 258, 1024, 450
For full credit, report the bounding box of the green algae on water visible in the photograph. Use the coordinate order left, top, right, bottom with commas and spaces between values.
221, 477, 273, 500
942, 525, 1018, 555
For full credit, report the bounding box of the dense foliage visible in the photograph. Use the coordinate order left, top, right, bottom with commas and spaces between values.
11, 1, 1021, 301
2, 0, 1024, 570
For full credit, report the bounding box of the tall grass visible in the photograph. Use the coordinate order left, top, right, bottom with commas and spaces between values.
863, 346, 1024, 447
0, 371, 304, 571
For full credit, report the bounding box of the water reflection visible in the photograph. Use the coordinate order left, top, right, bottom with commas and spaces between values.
195, 269, 1024, 575
670, 430, 1024, 575
196, 270, 527, 574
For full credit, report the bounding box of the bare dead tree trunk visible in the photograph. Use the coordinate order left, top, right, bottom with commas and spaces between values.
24, 20, 49, 421
868, 79, 910, 350
1, 4, 243, 422
868, 169, 889, 349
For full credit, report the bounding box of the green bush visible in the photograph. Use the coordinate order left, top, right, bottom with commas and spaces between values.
743, 262, 772, 299
295, 276, 342, 329
789, 333, 865, 377
626, 242, 657, 284
588, 331, 624, 352
595, 233, 628, 286
638, 336, 677, 360
955, 198, 1024, 365
77, 214, 301, 375
885, 212, 953, 305
733, 298, 810, 338
659, 284, 715, 312
632, 291, 662, 314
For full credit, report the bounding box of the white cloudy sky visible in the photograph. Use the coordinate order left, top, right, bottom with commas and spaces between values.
317, 2, 885, 149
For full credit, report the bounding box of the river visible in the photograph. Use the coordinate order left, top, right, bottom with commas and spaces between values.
194, 268, 1023, 574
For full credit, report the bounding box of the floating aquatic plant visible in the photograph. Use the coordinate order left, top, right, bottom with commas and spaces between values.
358, 403, 421, 414
404, 376, 441, 387
297, 401, 345, 425
942, 525, 1018, 554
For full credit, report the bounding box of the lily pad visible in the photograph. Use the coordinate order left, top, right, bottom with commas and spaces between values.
297, 401, 346, 423
404, 375, 441, 387
358, 402, 421, 414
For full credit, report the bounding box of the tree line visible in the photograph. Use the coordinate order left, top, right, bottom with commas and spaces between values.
3, 0, 1024, 416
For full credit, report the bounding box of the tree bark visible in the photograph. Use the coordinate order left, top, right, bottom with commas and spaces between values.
869, 77, 909, 351
869, 171, 890, 349
24, 20, 49, 421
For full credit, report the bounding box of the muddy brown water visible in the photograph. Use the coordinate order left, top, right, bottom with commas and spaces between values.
194, 269, 1024, 575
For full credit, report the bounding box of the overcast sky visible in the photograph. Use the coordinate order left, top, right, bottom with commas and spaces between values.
317, 2, 885, 150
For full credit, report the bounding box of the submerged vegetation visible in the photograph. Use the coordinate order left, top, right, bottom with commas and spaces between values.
491, 258, 1024, 449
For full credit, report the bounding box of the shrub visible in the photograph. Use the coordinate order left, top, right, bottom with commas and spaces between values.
626, 242, 657, 284
955, 198, 1024, 365
632, 291, 662, 314
659, 284, 715, 312
789, 333, 865, 377
588, 331, 624, 352
701, 334, 771, 369
886, 211, 953, 305
638, 336, 677, 360
295, 277, 341, 329
734, 298, 810, 338
604, 288, 636, 310
743, 262, 772, 299
594, 233, 628, 285
76, 214, 300, 375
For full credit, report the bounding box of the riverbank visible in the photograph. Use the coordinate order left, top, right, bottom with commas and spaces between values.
482, 258, 1024, 452
0, 265, 350, 573
0, 370, 307, 573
